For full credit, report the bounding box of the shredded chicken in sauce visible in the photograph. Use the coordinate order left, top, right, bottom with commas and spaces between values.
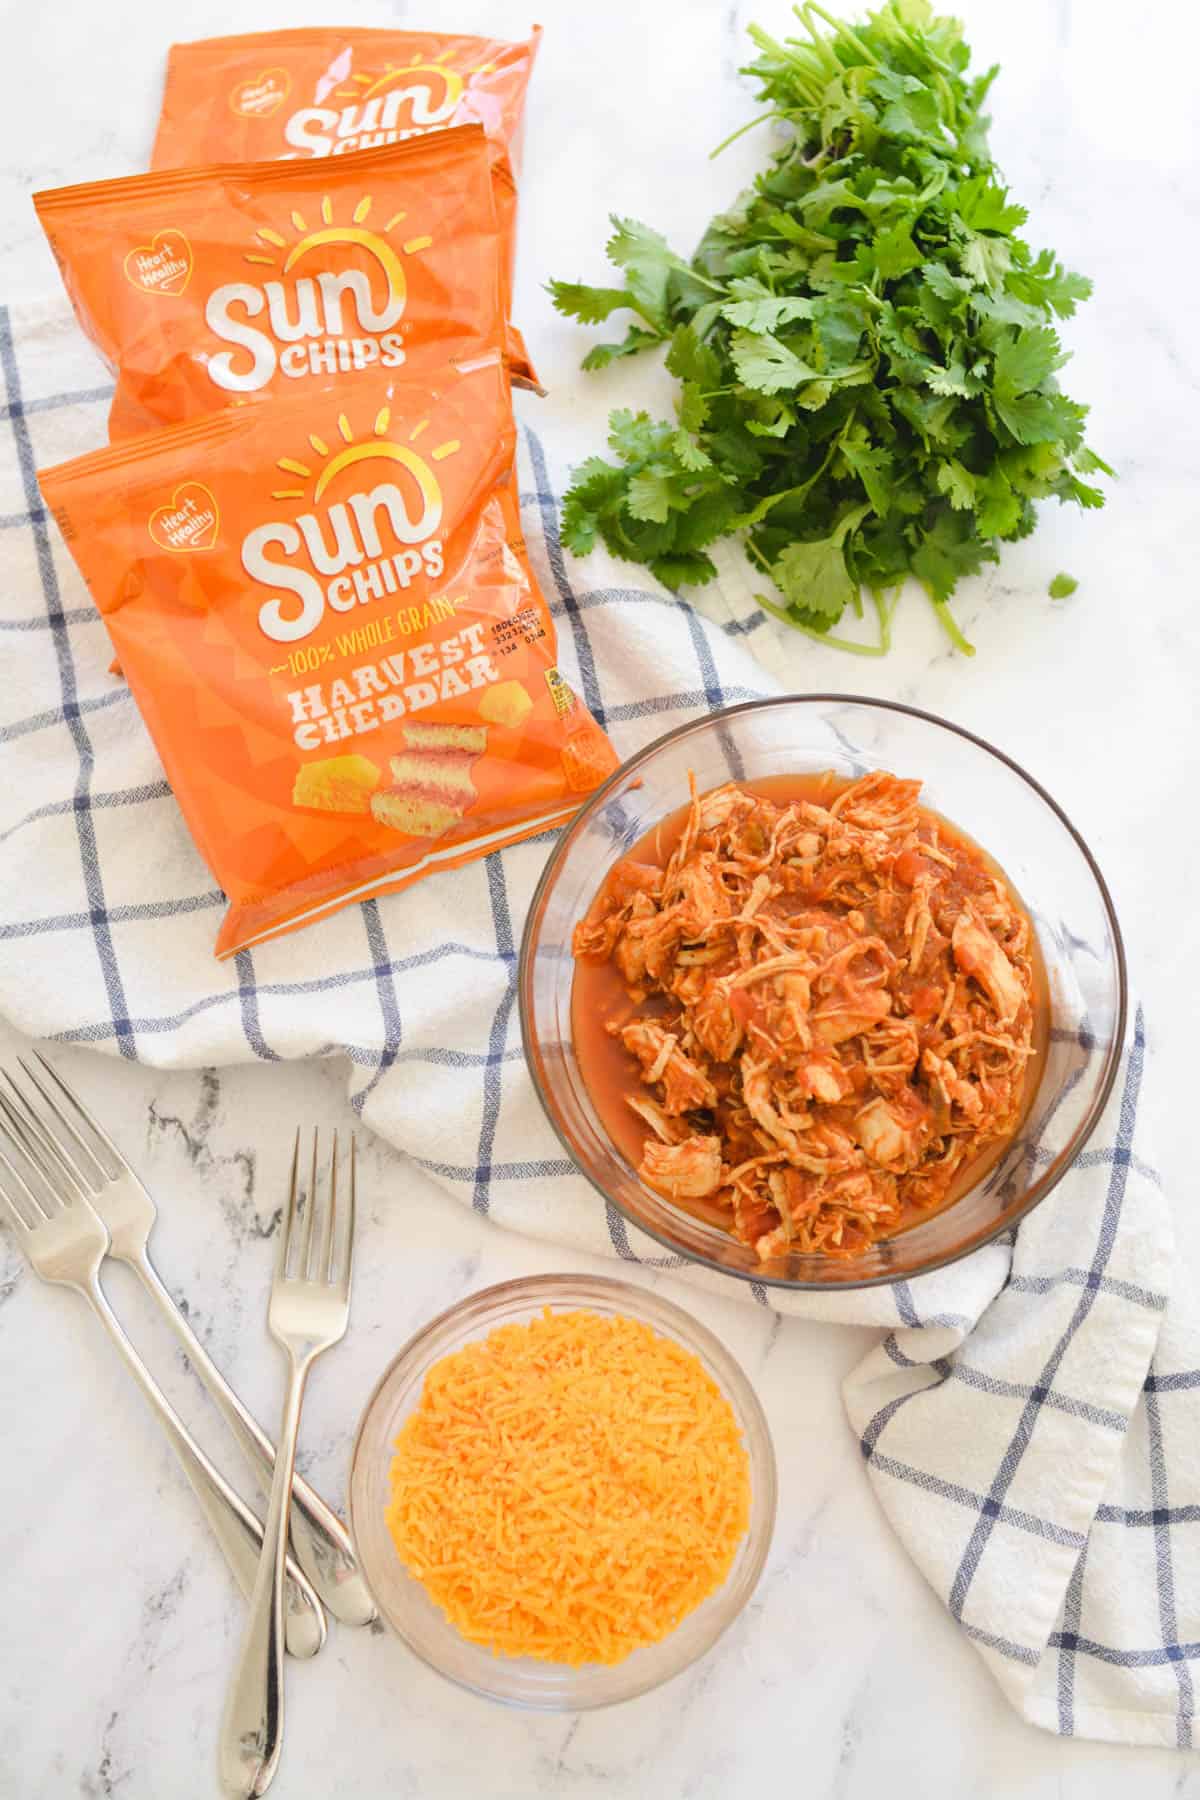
572, 772, 1039, 1261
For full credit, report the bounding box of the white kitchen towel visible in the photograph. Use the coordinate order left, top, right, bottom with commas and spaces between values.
0, 295, 1188, 1747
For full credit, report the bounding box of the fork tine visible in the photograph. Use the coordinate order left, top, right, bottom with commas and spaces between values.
0, 1177, 33, 1234
28, 1052, 123, 1180
338, 1135, 356, 1302
278, 1128, 301, 1280
1, 1070, 101, 1204
0, 1084, 85, 1212
317, 1132, 337, 1284
301, 1128, 319, 1281
0, 1119, 51, 1228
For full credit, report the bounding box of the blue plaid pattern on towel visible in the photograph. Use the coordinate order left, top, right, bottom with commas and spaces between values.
0, 297, 1194, 1748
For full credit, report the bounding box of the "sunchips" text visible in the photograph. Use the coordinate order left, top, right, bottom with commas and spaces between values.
205, 264, 405, 393
243, 449, 444, 643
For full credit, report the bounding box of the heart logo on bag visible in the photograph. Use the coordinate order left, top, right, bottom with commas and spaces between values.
123, 230, 193, 298
229, 68, 291, 117
148, 483, 220, 554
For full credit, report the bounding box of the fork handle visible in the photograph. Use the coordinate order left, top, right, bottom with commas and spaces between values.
220, 1351, 309, 1799
130, 1249, 376, 1627
79, 1275, 327, 1662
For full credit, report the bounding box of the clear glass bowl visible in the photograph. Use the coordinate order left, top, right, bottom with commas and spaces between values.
348, 1273, 777, 1709
519, 695, 1127, 1291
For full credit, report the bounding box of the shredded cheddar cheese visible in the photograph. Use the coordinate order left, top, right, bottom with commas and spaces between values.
385, 1308, 751, 1666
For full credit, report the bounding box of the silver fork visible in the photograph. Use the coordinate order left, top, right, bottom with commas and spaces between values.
220, 1131, 356, 1798
7, 1053, 375, 1629
0, 1082, 326, 1662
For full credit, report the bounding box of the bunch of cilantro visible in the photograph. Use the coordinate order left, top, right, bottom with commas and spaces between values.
551, 0, 1109, 655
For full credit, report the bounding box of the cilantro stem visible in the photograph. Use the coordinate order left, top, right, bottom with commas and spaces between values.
872, 586, 898, 654
926, 592, 976, 656
753, 590, 888, 655
934, 72, 959, 132
711, 110, 781, 159
793, 6, 842, 77
747, 25, 827, 106
801, 1, 880, 68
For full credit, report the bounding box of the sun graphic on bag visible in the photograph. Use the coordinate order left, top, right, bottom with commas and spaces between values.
331, 45, 498, 125
268, 403, 460, 508
240, 190, 435, 305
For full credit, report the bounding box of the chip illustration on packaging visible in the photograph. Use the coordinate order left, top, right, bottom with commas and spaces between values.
479, 679, 532, 730
292, 753, 381, 815
148, 26, 543, 389
37, 359, 618, 957
373, 720, 488, 838
35, 126, 530, 438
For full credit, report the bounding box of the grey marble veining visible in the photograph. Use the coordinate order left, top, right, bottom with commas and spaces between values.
2, 0, 1200, 1795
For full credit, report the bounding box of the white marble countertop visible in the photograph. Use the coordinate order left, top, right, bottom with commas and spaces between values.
2, 0, 1200, 1795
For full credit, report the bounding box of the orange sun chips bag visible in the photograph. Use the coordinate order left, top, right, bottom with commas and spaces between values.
151, 26, 541, 170
37, 358, 617, 958
150, 26, 542, 387
35, 126, 532, 440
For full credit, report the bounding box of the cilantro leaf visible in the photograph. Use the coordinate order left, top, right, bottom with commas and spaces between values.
607, 409, 668, 461
771, 535, 857, 622
743, 396, 797, 437
729, 329, 822, 393
1067, 477, 1106, 509
812, 294, 870, 363
560, 456, 631, 555
761, 210, 838, 251
565, 455, 628, 508
651, 551, 719, 588
547, 281, 641, 325
722, 293, 818, 331
603, 216, 688, 332
926, 356, 987, 398
1007, 250, 1093, 318
911, 508, 998, 602
975, 465, 1023, 538
922, 263, 974, 305
993, 388, 1086, 446
871, 220, 925, 280
969, 288, 1044, 329
874, 71, 942, 141
625, 470, 678, 524
955, 176, 1029, 234
993, 326, 1067, 396
665, 324, 723, 389
789, 177, 867, 224
672, 430, 712, 472
1075, 445, 1115, 478
605, 217, 674, 268
678, 382, 708, 435
961, 230, 1013, 288
891, 387, 968, 449
559, 500, 600, 558
581, 327, 664, 371
840, 439, 894, 515
673, 488, 744, 551
935, 459, 977, 510
1048, 572, 1078, 598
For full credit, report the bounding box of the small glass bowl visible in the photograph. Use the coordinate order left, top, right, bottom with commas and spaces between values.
519, 695, 1127, 1291
348, 1273, 777, 1710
